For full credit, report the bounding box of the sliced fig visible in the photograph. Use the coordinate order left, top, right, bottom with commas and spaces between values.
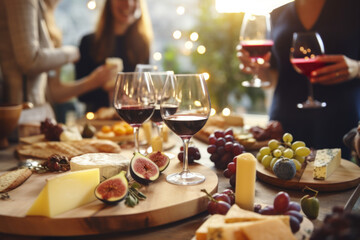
95, 171, 128, 204
146, 151, 170, 172
130, 153, 159, 184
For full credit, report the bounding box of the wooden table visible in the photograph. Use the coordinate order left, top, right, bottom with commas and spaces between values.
0, 137, 359, 240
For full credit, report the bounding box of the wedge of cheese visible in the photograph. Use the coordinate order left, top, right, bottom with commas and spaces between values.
313, 148, 341, 180
70, 153, 129, 182
195, 214, 225, 240
27, 168, 100, 217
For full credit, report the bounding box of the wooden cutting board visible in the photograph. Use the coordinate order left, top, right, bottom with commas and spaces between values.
0, 161, 218, 236
256, 159, 360, 192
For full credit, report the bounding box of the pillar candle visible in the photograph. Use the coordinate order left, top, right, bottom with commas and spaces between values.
235, 153, 256, 211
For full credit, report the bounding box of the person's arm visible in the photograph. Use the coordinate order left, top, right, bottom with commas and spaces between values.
3, 0, 78, 75
48, 65, 117, 104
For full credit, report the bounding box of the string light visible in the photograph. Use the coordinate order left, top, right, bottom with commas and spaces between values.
185, 41, 193, 50
87, 0, 96, 10
153, 52, 162, 61
190, 32, 199, 41
222, 107, 231, 116
173, 30, 182, 40
203, 72, 210, 81
86, 112, 95, 120
197, 45, 206, 54
210, 108, 217, 116
176, 6, 185, 15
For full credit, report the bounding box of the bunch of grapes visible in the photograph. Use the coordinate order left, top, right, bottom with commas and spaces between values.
255, 191, 303, 233
310, 206, 360, 240
201, 188, 235, 215
40, 118, 64, 141
223, 156, 238, 188
177, 146, 201, 163
257, 132, 310, 172
207, 128, 245, 170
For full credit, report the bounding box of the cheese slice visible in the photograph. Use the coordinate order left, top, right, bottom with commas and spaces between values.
27, 168, 99, 217
313, 148, 341, 180
70, 153, 129, 182
225, 204, 290, 227
195, 214, 225, 240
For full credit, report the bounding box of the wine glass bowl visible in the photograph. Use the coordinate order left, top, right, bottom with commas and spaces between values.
113, 72, 155, 153
240, 13, 273, 88
290, 32, 327, 108
161, 74, 210, 185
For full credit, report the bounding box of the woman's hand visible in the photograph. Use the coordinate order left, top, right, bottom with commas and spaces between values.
236, 44, 271, 74
88, 65, 118, 90
310, 55, 360, 85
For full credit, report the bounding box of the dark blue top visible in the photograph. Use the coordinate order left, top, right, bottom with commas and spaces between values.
75, 34, 137, 112
270, 0, 360, 158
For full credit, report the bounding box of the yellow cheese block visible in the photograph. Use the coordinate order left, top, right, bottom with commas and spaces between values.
27, 168, 100, 217
195, 214, 225, 240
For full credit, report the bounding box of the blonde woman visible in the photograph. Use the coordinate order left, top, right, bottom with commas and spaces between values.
76, 0, 154, 112
0, 0, 116, 122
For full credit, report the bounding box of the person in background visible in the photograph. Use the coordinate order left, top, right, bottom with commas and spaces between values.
75, 0, 153, 113
237, 0, 360, 159
0, 0, 116, 123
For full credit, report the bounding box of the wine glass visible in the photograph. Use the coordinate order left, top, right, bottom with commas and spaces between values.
149, 71, 174, 135
290, 32, 327, 108
113, 72, 156, 153
239, 13, 273, 88
160, 74, 211, 185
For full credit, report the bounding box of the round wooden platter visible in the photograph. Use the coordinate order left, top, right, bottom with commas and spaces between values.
256, 159, 360, 192
0, 161, 218, 236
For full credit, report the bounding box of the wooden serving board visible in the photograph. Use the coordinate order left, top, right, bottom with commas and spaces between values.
0, 161, 218, 236
256, 159, 360, 192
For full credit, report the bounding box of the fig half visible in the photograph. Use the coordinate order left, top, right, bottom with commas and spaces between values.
95, 170, 128, 204
130, 153, 159, 184
146, 151, 170, 172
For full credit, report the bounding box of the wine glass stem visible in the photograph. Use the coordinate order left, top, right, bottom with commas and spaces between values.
133, 126, 140, 153
156, 123, 163, 137
182, 138, 191, 173
307, 78, 314, 102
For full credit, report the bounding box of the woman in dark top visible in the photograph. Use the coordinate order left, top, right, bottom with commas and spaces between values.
238, 0, 360, 158
76, 0, 153, 112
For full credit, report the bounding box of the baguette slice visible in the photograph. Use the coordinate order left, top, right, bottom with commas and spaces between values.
0, 168, 32, 193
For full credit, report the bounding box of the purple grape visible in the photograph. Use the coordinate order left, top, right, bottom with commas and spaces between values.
224, 134, 234, 142
207, 144, 216, 154
216, 146, 225, 155
214, 130, 225, 138
216, 137, 226, 147
285, 210, 303, 223
289, 215, 300, 233
208, 134, 217, 144
287, 201, 301, 212
224, 142, 234, 152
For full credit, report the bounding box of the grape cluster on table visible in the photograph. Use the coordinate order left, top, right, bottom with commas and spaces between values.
207, 128, 245, 170
255, 191, 303, 233
202, 188, 235, 215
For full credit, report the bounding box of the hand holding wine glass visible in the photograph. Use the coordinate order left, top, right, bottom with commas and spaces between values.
239, 13, 273, 88
290, 31, 327, 108
113, 72, 155, 153
161, 74, 210, 185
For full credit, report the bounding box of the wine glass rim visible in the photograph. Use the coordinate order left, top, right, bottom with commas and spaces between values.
148, 71, 174, 75
173, 73, 204, 77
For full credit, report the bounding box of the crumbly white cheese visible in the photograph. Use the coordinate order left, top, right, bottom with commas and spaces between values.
70, 153, 129, 181
313, 148, 341, 180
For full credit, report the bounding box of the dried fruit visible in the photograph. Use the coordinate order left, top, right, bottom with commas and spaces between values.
130, 153, 160, 185
95, 171, 128, 204
146, 151, 170, 172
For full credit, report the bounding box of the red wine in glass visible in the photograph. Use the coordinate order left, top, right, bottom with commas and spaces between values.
163, 114, 207, 138
290, 58, 325, 78
241, 40, 274, 60
116, 106, 155, 127
290, 31, 326, 108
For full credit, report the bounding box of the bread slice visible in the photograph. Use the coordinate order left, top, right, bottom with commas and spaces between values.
0, 168, 32, 193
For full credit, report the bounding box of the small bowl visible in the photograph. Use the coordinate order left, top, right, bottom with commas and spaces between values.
0, 104, 23, 149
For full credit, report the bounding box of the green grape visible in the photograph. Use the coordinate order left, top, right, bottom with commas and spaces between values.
295, 155, 306, 164
291, 141, 306, 151
259, 146, 271, 156
278, 145, 286, 152
273, 149, 282, 158
261, 155, 272, 169
295, 146, 311, 157
270, 157, 280, 170
283, 148, 294, 158
282, 133, 293, 143
256, 152, 264, 162
292, 158, 302, 171
268, 139, 279, 150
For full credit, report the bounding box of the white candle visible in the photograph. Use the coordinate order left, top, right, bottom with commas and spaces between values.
235, 153, 256, 211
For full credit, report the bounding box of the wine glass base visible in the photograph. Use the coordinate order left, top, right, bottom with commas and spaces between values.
297, 100, 327, 109
242, 79, 270, 88
166, 171, 205, 185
